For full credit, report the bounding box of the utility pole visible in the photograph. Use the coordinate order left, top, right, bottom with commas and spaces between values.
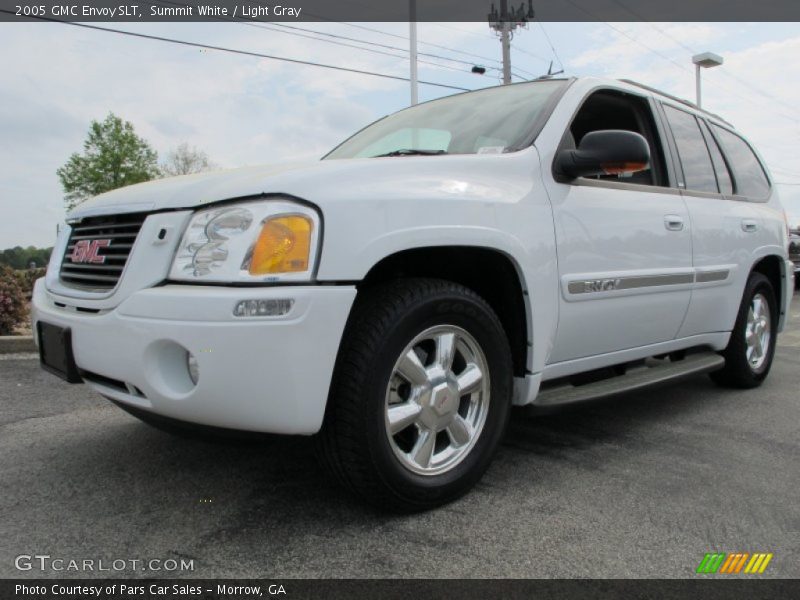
488, 0, 534, 85
500, 22, 511, 85
409, 0, 418, 105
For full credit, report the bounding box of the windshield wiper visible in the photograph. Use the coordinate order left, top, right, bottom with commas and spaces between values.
372, 149, 448, 157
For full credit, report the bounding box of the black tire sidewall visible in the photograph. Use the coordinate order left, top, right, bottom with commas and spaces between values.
360, 289, 512, 507
729, 273, 778, 383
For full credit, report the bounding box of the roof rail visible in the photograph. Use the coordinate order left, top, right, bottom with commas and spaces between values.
619, 79, 733, 127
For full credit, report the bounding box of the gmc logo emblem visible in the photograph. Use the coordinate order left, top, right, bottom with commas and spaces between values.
70, 239, 111, 264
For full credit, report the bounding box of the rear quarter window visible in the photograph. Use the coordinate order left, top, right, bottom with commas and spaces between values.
711, 125, 771, 199
698, 120, 733, 196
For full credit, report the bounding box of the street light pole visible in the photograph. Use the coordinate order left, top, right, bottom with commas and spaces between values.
692, 52, 723, 109
695, 63, 702, 108
409, 0, 418, 105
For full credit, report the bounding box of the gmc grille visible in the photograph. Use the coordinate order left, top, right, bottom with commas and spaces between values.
60, 213, 148, 291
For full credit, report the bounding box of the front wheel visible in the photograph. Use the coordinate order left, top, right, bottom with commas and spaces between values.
317, 278, 513, 511
710, 272, 778, 388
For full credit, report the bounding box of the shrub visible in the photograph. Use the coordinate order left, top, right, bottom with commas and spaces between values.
15, 267, 47, 300
0, 265, 28, 335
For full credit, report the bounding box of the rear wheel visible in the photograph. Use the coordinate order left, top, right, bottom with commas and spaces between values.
710, 272, 777, 388
317, 278, 513, 511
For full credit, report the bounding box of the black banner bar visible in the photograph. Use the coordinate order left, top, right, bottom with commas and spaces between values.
1, 0, 800, 23
3, 579, 800, 600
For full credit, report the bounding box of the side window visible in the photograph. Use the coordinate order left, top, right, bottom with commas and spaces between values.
662, 105, 718, 193
698, 120, 733, 195
711, 125, 771, 199
565, 90, 667, 186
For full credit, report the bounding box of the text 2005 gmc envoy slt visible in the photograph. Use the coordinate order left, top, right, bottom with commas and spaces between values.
33, 78, 794, 509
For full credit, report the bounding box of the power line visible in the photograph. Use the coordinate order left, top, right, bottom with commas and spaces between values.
291, 0, 536, 82
267, 22, 501, 74
147, 0, 490, 76
510, 42, 549, 64
238, 21, 475, 75
337, 22, 540, 79
604, 20, 798, 126
1, 12, 471, 92
429, 23, 495, 41
606, 0, 799, 124
147, 0, 533, 82
428, 19, 552, 76
534, 20, 564, 71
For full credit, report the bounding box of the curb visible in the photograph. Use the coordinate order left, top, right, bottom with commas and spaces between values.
0, 336, 36, 354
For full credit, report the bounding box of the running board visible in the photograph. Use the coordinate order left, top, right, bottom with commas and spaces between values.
533, 352, 725, 407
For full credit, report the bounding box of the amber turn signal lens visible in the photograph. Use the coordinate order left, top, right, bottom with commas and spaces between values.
601, 161, 648, 175
249, 216, 312, 275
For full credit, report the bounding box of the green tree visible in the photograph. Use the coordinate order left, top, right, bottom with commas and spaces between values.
57, 113, 159, 210
0, 246, 52, 270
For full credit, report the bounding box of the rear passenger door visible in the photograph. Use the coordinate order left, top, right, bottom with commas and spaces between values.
659, 104, 767, 337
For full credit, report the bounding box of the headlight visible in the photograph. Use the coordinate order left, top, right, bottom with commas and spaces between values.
169, 198, 320, 283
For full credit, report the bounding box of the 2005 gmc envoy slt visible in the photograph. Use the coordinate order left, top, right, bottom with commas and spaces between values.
33, 77, 794, 510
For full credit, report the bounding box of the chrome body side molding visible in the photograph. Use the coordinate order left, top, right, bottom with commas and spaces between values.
563, 267, 733, 300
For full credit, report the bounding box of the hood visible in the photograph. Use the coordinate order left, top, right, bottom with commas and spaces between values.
68, 151, 535, 219
69, 161, 330, 218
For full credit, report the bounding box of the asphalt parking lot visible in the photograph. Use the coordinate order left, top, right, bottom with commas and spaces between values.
1, 291, 798, 579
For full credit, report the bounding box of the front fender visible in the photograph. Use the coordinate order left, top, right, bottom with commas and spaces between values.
317, 224, 531, 282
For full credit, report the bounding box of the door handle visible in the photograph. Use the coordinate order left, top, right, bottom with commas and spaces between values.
741, 219, 759, 233
664, 215, 684, 231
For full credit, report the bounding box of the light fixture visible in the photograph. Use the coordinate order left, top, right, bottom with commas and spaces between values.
186, 351, 199, 385
233, 299, 294, 317
169, 198, 321, 283
692, 52, 723, 109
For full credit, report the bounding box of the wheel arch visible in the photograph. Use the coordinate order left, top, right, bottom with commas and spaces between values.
750, 253, 787, 330
357, 246, 531, 378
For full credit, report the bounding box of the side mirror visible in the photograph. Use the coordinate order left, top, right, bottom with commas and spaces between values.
555, 130, 650, 180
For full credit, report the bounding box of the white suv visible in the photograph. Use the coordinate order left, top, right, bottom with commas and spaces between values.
33, 77, 794, 509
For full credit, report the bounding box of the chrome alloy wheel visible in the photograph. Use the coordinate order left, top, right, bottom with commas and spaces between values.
745, 292, 772, 372
384, 325, 491, 476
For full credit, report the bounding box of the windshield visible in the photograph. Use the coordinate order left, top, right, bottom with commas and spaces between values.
324, 80, 567, 160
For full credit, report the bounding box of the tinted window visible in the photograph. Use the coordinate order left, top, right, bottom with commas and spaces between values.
711, 125, 771, 198
663, 105, 718, 193
698, 120, 733, 195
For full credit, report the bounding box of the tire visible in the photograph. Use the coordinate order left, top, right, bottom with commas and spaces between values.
710, 272, 778, 389
317, 278, 513, 511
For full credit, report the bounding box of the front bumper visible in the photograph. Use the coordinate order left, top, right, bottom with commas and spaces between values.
32, 280, 356, 434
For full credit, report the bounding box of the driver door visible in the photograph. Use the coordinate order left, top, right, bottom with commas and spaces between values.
544, 88, 693, 364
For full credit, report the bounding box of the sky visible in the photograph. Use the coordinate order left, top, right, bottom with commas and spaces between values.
2, 20, 800, 248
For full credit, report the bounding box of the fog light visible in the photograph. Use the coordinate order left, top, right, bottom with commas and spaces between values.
187, 352, 199, 385
233, 298, 294, 317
